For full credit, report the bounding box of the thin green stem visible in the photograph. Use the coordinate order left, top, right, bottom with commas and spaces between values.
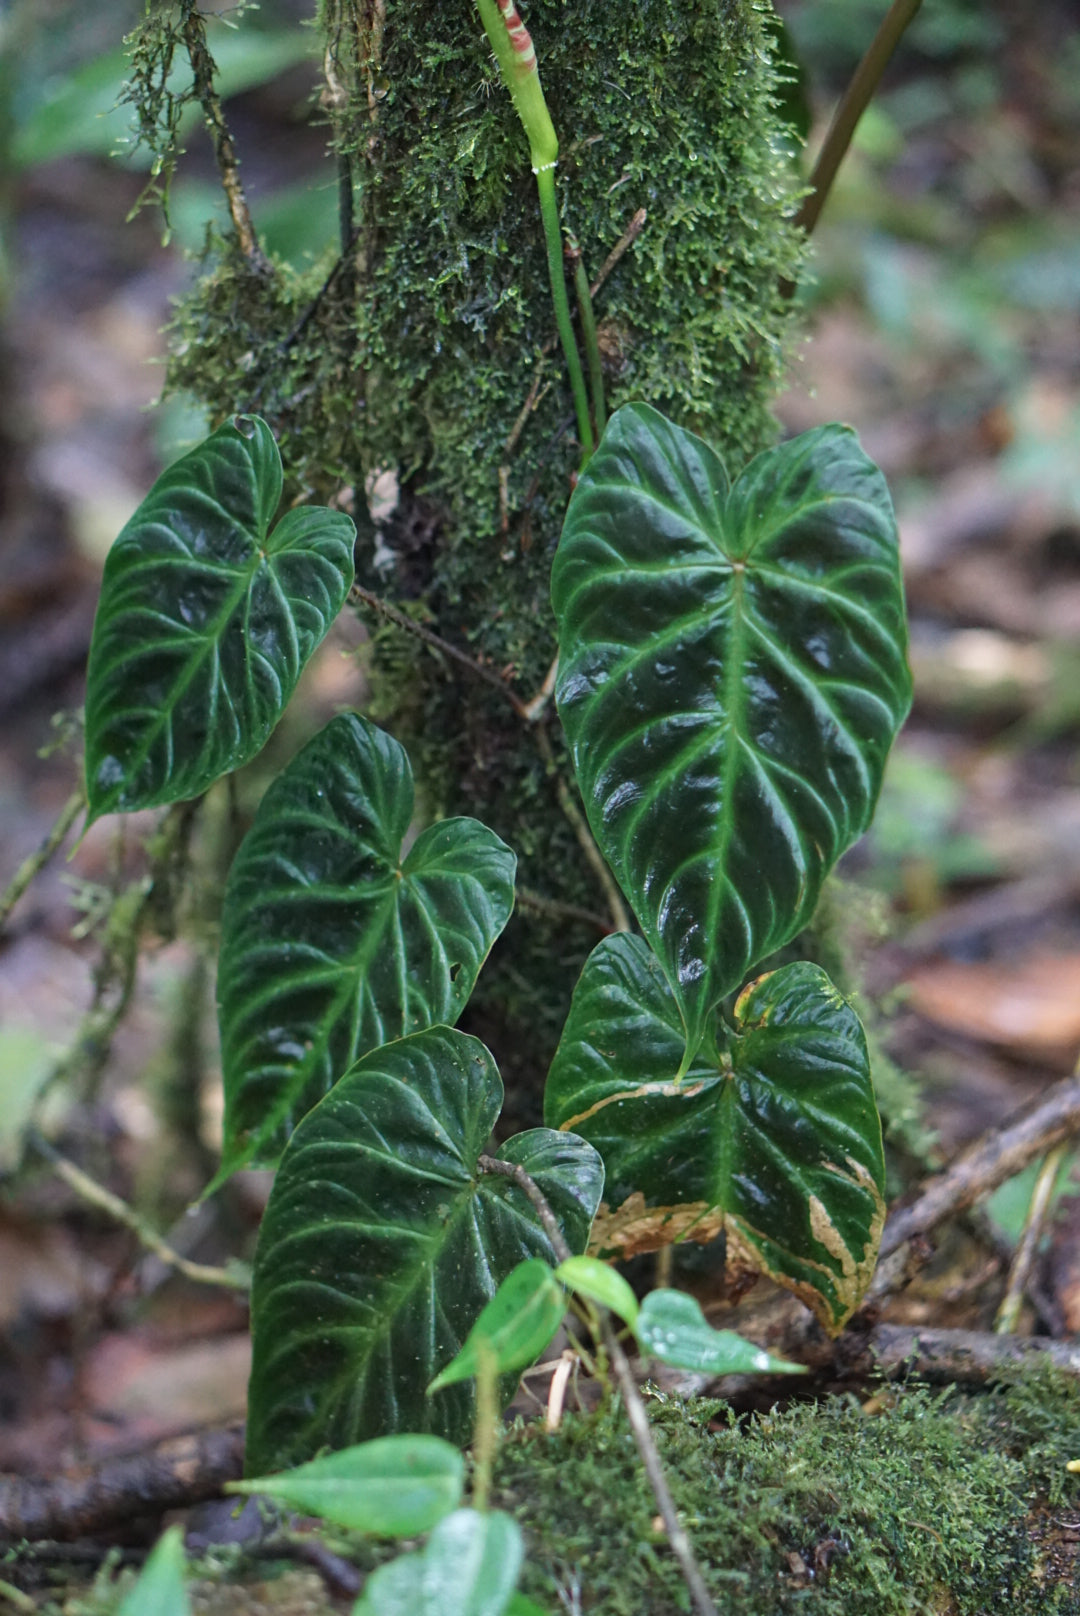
0, 785, 85, 932
473, 0, 593, 461
536, 167, 593, 459
471, 1341, 499, 1512
571, 243, 606, 437
797, 0, 924, 236
29, 1131, 248, 1292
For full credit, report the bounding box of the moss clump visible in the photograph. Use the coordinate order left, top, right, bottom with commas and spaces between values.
496, 1373, 1080, 1614
160, 1, 806, 1088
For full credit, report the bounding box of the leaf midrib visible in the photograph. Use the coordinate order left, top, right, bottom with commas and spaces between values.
92, 528, 268, 815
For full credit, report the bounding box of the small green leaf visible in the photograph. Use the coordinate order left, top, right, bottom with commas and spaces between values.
216, 713, 516, 1173
117, 1525, 190, 1616
353, 1550, 426, 1615
84, 416, 355, 820
428, 1259, 565, 1394
227, 1435, 464, 1536
546, 936, 885, 1333
554, 1255, 639, 1329
354, 1510, 523, 1616
552, 403, 912, 1060
504, 1597, 551, 1616
635, 1290, 804, 1376
246, 1027, 602, 1474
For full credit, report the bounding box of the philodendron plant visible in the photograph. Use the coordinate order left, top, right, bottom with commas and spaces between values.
82, 388, 910, 1476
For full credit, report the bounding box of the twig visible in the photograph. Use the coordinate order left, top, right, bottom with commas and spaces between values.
0, 786, 85, 933
603, 1321, 719, 1616
589, 207, 648, 300
504, 369, 551, 457
350, 585, 530, 718
479, 1154, 572, 1262
521, 653, 559, 723
29, 1133, 248, 1293
477, 1156, 719, 1616
0, 1426, 245, 1543
856, 1324, 1080, 1385
796, 0, 924, 236
880, 1075, 1080, 1260
181, 9, 268, 271
515, 884, 611, 935
994, 1142, 1069, 1334
33, 804, 197, 1116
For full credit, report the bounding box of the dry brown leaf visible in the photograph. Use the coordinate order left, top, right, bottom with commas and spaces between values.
905, 953, 1080, 1067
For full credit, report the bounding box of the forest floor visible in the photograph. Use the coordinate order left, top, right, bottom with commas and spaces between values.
1, 1, 1080, 1611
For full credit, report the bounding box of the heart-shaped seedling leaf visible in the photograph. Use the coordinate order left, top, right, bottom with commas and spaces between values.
117, 1525, 190, 1616
216, 713, 516, 1175
552, 403, 912, 1063
554, 1255, 639, 1330
246, 1027, 603, 1475
354, 1509, 524, 1616
227, 1434, 464, 1537
84, 416, 355, 821
545, 935, 885, 1333
428, 1259, 566, 1395
634, 1289, 804, 1377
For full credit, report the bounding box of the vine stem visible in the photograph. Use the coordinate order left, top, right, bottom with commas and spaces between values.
473, 0, 594, 460
569, 236, 607, 437
181, 8, 268, 271
28, 1131, 248, 1293
350, 584, 530, 717
477, 1157, 719, 1616
0, 786, 85, 932
797, 0, 924, 236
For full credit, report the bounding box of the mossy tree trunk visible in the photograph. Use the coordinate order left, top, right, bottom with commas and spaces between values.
159, 0, 805, 1101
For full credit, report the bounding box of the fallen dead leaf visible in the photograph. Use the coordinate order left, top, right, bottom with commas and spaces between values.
905, 953, 1080, 1068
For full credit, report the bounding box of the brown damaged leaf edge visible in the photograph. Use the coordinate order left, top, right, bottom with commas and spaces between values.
585, 1156, 886, 1336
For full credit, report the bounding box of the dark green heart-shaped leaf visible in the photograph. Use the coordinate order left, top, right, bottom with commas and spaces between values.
84, 415, 355, 821
545, 935, 885, 1332
428, 1259, 565, 1394
216, 714, 516, 1175
355, 1510, 524, 1616
634, 1289, 803, 1377
228, 1435, 464, 1536
246, 1027, 602, 1474
552, 404, 912, 1060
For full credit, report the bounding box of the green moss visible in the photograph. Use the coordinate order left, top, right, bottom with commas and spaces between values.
158, 1, 807, 1087
496, 1373, 1080, 1614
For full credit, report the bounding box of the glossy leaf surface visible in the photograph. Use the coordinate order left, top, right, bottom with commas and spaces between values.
117, 1526, 190, 1616
85, 416, 355, 820
246, 1027, 603, 1474
217, 714, 516, 1173
634, 1289, 803, 1376
428, 1259, 565, 1394
354, 1510, 523, 1616
228, 1435, 464, 1536
554, 1255, 639, 1329
545, 936, 885, 1332
552, 404, 911, 1057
